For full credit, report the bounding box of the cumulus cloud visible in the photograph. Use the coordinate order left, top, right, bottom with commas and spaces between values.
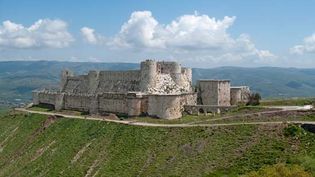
81, 27, 103, 45
81, 11, 275, 63
0, 19, 74, 49
290, 33, 315, 55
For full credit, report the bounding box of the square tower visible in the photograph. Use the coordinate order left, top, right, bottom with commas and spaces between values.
230, 86, 250, 105
197, 80, 231, 106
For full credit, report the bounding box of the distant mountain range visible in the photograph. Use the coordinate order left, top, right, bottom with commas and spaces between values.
1, 61, 315, 105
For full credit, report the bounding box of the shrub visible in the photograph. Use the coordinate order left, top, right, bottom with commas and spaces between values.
283, 124, 304, 137
246, 92, 261, 106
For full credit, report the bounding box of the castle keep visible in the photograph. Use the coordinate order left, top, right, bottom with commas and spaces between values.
33, 60, 196, 119
33, 60, 250, 119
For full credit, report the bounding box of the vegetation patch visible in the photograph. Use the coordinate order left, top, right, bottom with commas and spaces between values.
29, 104, 54, 112
260, 98, 314, 106
284, 124, 305, 137
242, 163, 312, 177
0, 111, 315, 176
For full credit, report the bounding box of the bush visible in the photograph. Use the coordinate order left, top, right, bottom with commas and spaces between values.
242, 163, 312, 177
283, 124, 304, 137
246, 92, 261, 106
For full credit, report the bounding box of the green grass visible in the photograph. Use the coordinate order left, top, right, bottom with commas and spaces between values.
28, 105, 53, 112
0, 111, 315, 176
208, 113, 315, 125
129, 106, 274, 124
260, 98, 314, 106
0, 106, 9, 114
29, 105, 88, 116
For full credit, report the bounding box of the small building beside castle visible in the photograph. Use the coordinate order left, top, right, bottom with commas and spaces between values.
33, 59, 251, 119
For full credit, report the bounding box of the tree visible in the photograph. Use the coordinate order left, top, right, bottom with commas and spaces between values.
246, 92, 261, 106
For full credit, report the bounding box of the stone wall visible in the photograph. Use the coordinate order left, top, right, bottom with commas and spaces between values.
97, 71, 141, 93
35, 90, 147, 116
64, 94, 92, 112
32, 91, 40, 105
61, 70, 74, 91
60, 60, 193, 96
33, 59, 196, 120
98, 93, 128, 114
147, 93, 197, 119
36, 91, 58, 105
62, 70, 142, 94
126, 92, 147, 116
197, 80, 231, 106
184, 105, 235, 115
218, 81, 231, 106
34, 91, 65, 110
230, 86, 250, 105
147, 95, 182, 119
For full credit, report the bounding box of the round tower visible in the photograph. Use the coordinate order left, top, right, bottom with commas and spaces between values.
169, 62, 182, 86
140, 60, 157, 92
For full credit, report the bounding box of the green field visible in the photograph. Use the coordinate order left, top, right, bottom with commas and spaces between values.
260, 97, 314, 106
0, 106, 9, 114
0, 111, 314, 176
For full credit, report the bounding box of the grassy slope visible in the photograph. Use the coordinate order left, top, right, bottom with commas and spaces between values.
0, 107, 8, 114
0, 112, 315, 176
260, 97, 314, 106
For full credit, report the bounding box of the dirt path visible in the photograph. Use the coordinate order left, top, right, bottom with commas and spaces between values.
188, 109, 289, 124
189, 105, 314, 124
14, 108, 315, 128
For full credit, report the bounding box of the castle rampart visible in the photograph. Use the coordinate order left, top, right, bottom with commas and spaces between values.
33, 60, 197, 119
32, 60, 250, 119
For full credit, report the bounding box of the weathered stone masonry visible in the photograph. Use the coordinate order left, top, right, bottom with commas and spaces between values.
32, 60, 250, 119
33, 60, 196, 119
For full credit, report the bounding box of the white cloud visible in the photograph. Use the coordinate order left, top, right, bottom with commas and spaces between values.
290, 33, 315, 55
112, 11, 163, 48
81, 11, 275, 64
0, 19, 74, 49
81, 27, 99, 44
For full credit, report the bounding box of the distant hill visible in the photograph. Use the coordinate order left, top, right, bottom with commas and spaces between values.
1, 61, 315, 105
192, 67, 315, 98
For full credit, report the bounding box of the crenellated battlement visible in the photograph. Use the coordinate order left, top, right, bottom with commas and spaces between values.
32, 59, 251, 119
32, 59, 196, 119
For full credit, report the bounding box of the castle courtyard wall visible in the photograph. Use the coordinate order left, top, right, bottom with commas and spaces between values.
32, 60, 213, 119
197, 80, 231, 106
64, 94, 92, 112
147, 93, 196, 119
230, 86, 250, 105
98, 93, 128, 114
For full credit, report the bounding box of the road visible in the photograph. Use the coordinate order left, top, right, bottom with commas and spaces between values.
14, 108, 315, 128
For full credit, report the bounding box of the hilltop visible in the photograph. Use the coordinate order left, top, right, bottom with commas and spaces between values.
0, 105, 315, 176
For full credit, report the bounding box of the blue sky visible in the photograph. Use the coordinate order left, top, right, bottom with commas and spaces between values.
1, 0, 315, 67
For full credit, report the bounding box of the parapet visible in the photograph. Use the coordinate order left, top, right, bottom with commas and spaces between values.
198, 79, 230, 83
33, 59, 196, 119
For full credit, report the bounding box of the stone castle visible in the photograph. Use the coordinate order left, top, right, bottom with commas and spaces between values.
33, 60, 250, 119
